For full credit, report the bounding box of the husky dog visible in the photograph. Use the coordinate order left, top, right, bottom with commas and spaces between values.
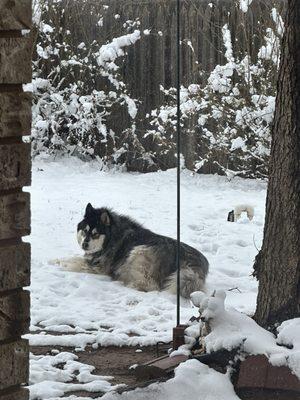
67, 204, 209, 298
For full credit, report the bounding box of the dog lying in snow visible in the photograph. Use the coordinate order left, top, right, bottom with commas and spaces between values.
55, 203, 209, 298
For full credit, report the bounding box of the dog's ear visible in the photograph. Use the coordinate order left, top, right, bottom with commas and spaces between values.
85, 203, 94, 217
100, 210, 111, 226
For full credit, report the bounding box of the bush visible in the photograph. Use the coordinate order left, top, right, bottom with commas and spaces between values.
147, 10, 283, 178
30, 0, 158, 170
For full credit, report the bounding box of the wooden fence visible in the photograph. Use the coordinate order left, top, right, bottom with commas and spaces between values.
43, 0, 283, 115
39, 0, 283, 172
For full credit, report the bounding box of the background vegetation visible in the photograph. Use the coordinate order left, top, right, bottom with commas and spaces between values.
31, 0, 283, 177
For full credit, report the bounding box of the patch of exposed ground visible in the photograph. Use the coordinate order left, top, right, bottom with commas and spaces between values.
31, 344, 170, 397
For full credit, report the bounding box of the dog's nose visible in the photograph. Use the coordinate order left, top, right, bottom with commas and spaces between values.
82, 242, 89, 250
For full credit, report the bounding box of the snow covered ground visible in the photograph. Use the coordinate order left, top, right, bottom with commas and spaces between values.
26, 156, 268, 399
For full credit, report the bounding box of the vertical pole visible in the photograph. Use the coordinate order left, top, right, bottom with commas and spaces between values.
176, 0, 181, 327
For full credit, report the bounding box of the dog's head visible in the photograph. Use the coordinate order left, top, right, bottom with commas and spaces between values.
77, 203, 111, 254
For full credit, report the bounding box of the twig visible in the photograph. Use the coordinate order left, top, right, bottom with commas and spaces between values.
228, 287, 241, 293
252, 234, 260, 251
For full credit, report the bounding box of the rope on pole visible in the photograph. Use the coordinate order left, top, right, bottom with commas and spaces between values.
176, 0, 181, 327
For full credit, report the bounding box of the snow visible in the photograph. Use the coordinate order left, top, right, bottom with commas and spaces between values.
40, 22, 54, 34
30, 359, 241, 400
222, 24, 234, 63
123, 95, 138, 119
188, 290, 300, 379
231, 137, 246, 151
277, 319, 300, 351
26, 1, 290, 397
258, 28, 280, 65
207, 64, 233, 93
271, 8, 284, 36
96, 30, 141, 67
102, 360, 240, 400
30, 352, 119, 399
239, 0, 253, 13
28, 157, 266, 332
26, 156, 267, 398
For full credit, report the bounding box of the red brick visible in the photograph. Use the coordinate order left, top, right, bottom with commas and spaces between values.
0, 0, 32, 30
0, 290, 30, 340
0, 242, 30, 291
0, 38, 32, 84
237, 355, 300, 392
0, 339, 29, 390
0, 143, 31, 190
0, 388, 29, 400
0, 192, 30, 240
0, 92, 31, 137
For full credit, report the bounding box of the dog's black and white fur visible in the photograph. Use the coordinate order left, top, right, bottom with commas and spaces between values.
64, 204, 209, 298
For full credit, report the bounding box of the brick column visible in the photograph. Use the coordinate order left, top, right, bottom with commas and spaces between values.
0, 1, 32, 399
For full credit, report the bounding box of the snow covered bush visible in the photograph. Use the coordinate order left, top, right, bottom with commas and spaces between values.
30, 0, 157, 170
187, 290, 300, 379
147, 9, 283, 178
31, 0, 283, 176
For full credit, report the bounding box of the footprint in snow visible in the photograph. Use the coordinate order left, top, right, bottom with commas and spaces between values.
188, 224, 204, 232
236, 239, 249, 247
201, 243, 220, 254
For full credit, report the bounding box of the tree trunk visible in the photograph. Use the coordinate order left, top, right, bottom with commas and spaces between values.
254, 0, 300, 328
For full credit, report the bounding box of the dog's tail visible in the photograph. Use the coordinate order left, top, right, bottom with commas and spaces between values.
164, 264, 207, 298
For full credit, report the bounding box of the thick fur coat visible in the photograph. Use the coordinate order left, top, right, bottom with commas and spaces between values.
60, 204, 209, 298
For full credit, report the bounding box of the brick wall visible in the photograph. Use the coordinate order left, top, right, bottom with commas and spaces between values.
0, 1, 32, 398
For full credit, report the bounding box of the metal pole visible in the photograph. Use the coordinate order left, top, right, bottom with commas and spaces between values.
176, 0, 181, 327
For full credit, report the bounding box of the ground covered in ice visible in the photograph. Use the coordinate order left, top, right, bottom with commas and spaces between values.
26, 156, 268, 399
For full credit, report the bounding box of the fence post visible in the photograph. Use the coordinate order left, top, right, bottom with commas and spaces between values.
0, 1, 32, 399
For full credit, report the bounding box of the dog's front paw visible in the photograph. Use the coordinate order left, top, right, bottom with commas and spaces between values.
48, 258, 74, 269
49, 256, 89, 272
48, 258, 63, 266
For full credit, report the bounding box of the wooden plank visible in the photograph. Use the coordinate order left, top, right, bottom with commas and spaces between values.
0, 92, 31, 137
134, 354, 188, 381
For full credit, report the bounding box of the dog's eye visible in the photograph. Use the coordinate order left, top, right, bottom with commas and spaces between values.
92, 233, 100, 239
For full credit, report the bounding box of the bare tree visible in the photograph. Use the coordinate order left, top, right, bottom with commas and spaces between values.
254, 0, 300, 327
